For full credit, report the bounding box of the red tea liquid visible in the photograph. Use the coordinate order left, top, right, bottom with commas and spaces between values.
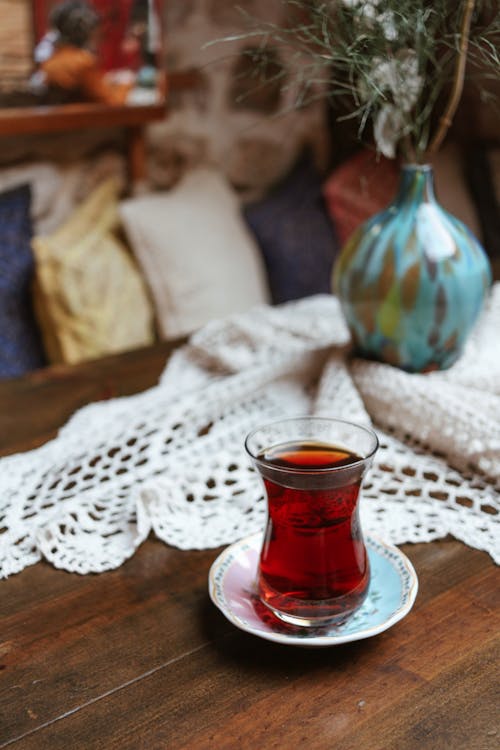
257, 440, 369, 623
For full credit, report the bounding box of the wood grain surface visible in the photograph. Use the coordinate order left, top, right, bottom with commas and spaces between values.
1, 345, 499, 750
0, 340, 182, 456
0, 104, 166, 136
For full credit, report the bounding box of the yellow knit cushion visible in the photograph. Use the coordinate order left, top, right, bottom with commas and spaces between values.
32, 179, 155, 364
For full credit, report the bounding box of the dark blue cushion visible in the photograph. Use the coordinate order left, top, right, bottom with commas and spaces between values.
243, 153, 340, 304
0, 184, 45, 378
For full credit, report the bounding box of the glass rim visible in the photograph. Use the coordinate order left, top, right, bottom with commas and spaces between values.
244, 416, 379, 475
402, 162, 432, 171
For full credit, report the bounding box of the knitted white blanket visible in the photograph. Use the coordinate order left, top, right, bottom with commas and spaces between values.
1, 287, 499, 577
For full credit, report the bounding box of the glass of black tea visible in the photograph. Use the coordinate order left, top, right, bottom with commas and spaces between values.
245, 417, 379, 627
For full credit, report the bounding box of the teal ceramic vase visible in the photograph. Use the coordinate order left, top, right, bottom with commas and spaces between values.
333, 163, 492, 372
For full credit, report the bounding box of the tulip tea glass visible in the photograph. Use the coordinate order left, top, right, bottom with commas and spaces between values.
245, 417, 379, 627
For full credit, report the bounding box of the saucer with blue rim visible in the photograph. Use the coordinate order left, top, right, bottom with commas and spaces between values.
209, 532, 418, 647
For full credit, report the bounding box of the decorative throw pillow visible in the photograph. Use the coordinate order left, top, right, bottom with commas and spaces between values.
0, 162, 62, 230
243, 152, 340, 304
0, 152, 125, 236
0, 184, 46, 378
323, 145, 482, 247
32, 178, 155, 364
119, 168, 270, 340
323, 149, 400, 246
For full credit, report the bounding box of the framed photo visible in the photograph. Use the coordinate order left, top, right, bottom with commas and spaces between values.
33, 1, 163, 72
0, 0, 164, 107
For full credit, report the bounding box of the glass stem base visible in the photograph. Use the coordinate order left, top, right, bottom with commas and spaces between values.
258, 570, 370, 628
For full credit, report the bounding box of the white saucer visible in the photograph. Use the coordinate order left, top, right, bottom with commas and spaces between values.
209, 532, 418, 647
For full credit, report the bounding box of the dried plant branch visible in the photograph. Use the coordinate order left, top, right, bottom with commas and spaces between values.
209, 0, 500, 160
427, 0, 476, 155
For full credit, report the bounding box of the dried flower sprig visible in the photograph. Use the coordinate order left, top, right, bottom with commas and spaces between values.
212, 0, 499, 162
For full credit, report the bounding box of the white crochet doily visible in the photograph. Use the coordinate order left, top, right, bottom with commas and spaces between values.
1, 288, 499, 577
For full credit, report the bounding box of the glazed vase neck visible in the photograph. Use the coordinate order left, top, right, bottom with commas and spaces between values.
394, 164, 435, 207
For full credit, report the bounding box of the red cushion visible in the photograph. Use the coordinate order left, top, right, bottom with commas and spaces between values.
323, 150, 400, 245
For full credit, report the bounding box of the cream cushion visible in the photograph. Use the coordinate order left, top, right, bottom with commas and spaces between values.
32, 178, 155, 364
119, 167, 270, 339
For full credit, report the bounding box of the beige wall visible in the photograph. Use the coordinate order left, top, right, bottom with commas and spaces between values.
149, 0, 329, 199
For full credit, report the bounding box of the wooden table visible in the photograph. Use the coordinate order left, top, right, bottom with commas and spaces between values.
1, 345, 498, 750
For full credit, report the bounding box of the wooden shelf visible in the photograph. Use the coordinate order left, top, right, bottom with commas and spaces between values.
0, 101, 166, 189
0, 102, 166, 136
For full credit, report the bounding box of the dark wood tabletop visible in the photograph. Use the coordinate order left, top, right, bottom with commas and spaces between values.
1, 344, 498, 750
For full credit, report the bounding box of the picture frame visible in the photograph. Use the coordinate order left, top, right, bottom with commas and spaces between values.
0, 0, 165, 108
